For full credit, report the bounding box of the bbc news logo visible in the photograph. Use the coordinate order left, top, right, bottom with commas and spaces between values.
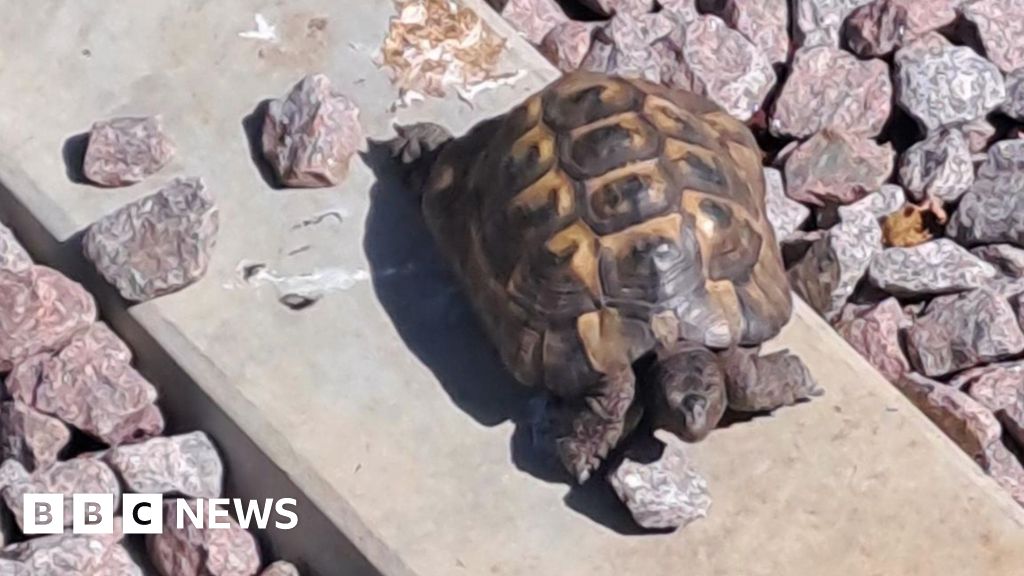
23, 494, 299, 535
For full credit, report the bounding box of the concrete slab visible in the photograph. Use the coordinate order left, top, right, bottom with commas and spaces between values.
1, 1, 1024, 575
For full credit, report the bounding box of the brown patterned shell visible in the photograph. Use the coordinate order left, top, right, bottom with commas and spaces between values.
421, 72, 791, 393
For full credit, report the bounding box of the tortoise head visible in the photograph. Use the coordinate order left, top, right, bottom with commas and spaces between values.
645, 345, 728, 442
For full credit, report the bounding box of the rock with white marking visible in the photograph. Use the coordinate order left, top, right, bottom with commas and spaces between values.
106, 432, 223, 498
844, 0, 958, 57
899, 129, 974, 203
959, 0, 1024, 74
670, 15, 776, 122
971, 245, 1024, 278
794, 0, 874, 47
948, 141, 1024, 248
787, 211, 883, 321
868, 239, 997, 297
763, 168, 808, 240
837, 184, 906, 223
895, 33, 1006, 132
540, 21, 599, 72
906, 289, 1024, 377
608, 440, 710, 530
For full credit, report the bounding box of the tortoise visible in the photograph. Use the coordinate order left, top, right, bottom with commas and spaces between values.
390, 72, 820, 483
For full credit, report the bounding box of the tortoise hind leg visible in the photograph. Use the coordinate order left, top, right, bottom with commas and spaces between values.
554, 369, 637, 484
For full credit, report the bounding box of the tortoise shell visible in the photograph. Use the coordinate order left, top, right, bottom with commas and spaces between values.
421, 72, 792, 395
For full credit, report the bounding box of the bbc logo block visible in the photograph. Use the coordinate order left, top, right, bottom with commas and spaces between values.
23, 494, 299, 534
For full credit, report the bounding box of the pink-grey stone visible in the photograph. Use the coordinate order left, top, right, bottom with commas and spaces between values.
835, 298, 911, 382
0, 402, 70, 472
958, 362, 1024, 447
83, 176, 219, 302
770, 46, 892, 139
7, 323, 163, 446
959, 0, 1024, 74
899, 129, 974, 203
868, 239, 997, 297
540, 21, 599, 72
0, 459, 120, 530
844, 0, 959, 57
82, 116, 175, 188
1002, 69, 1024, 121
0, 225, 30, 276
787, 211, 883, 321
906, 289, 1024, 377
499, 0, 568, 45
783, 129, 895, 206
894, 372, 1022, 488
147, 499, 261, 576
837, 184, 906, 223
0, 266, 96, 372
947, 140, 1024, 248
894, 33, 1007, 132
794, 0, 874, 47
961, 117, 996, 154
713, 0, 789, 65
260, 562, 299, 576
670, 15, 776, 122
608, 441, 710, 530
763, 167, 808, 241
106, 432, 223, 498
581, 10, 676, 84
262, 74, 362, 188
0, 529, 132, 576
971, 244, 1024, 278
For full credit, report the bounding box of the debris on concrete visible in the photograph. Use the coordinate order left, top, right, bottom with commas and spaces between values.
147, 499, 261, 576
106, 432, 223, 499
377, 0, 508, 101
82, 116, 175, 187
608, 440, 711, 530
83, 176, 219, 302
236, 262, 369, 309
262, 74, 363, 188
239, 13, 277, 42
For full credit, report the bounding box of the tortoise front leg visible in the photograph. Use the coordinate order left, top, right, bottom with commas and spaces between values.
719, 347, 822, 412
554, 369, 636, 484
